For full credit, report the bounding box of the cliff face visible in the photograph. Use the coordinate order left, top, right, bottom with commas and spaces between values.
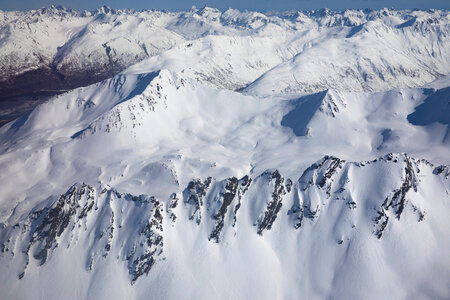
0, 6, 449, 300
1, 154, 449, 298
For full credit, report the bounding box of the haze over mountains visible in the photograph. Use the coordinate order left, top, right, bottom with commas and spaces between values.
0, 5, 449, 300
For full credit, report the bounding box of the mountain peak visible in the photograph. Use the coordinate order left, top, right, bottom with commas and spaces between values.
0, 6, 449, 299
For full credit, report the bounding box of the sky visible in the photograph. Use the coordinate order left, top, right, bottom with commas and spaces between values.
0, 0, 449, 12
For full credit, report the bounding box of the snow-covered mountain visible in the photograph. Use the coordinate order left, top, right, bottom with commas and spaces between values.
0, 6, 449, 300
0, 6, 449, 99
1, 154, 449, 299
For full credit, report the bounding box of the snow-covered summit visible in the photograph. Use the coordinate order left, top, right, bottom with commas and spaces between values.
0, 6, 449, 100
0, 5, 449, 300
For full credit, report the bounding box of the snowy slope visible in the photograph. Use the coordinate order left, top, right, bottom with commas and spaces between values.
244, 11, 450, 95
0, 6, 449, 300
0, 6, 449, 99
0, 65, 449, 299
0, 154, 449, 299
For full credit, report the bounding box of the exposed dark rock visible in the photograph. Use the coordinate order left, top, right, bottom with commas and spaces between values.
78, 185, 95, 220
297, 155, 343, 192
290, 156, 344, 228
233, 175, 252, 228
184, 177, 212, 225
373, 208, 389, 239
30, 185, 79, 265
102, 211, 114, 258
317, 156, 345, 197
209, 177, 239, 242
257, 170, 286, 235
2, 182, 167, 283
292, 207, 304, 229
167, 193, 179, 223
128, 197, 164, 285
347, 199, 357, 209
0, 153, 441, 284
433, 165, 450, 179
381, 155, 418, 220
412, 205, 426, 222
208, 175, 253, 242
372, 155, 422, 238
291, 199, 320, 229
285, 178, 293, 193
9, 183, 91, 278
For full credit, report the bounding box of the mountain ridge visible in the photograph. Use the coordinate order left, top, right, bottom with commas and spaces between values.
0, 6, 448, 100
1, 153, 448, 299
0, 6, 449, 299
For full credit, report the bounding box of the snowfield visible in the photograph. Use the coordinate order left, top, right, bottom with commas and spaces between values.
0, 6, 449, 98
0, 6, 449, 300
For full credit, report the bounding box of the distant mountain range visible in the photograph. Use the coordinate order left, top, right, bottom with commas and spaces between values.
0, 6, 449, 300
0, 6, 448, 99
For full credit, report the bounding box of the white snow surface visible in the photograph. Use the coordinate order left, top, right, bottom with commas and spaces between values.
0, 6, 449, 93
0, 6, 449, 300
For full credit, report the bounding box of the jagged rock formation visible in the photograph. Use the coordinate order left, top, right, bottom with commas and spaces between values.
290, 156, 346, 228
0, 9, 449, 295
1, 6, 449, 105
287, 153, 438, 239
373, 154, 423, 238
256, 170, 290, 235
209, 175, 251, 242
184, 177, 212, 225
128, 196, 164, 285
166, 193, 179, 223
1, 153, 447, 290
0, 183, 166, 283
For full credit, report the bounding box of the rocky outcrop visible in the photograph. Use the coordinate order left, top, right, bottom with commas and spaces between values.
184, 177, 212, 225
373, 154, 423, 238
287, 153, 430, 239
256, 170, 290, 235
381, 155, 419, 220
290, 156, 345, 228
167, 193, 179, 223
127, 197, 164, 285
0, 153, 447, 284
209, 175, 252, 242
0, 183, 167, 283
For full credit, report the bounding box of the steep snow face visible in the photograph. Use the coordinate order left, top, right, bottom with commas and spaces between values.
126, 8, 450, 94
0, 154, 449, 299
0, 66, 449, 300
124, 34, 304, 91
1, 70, 448, 222
0, 6, 450, 300
280, 87, 450, 159
0, 6, 449, 99
243, 16, 450, 96
0, 6, 185, 98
